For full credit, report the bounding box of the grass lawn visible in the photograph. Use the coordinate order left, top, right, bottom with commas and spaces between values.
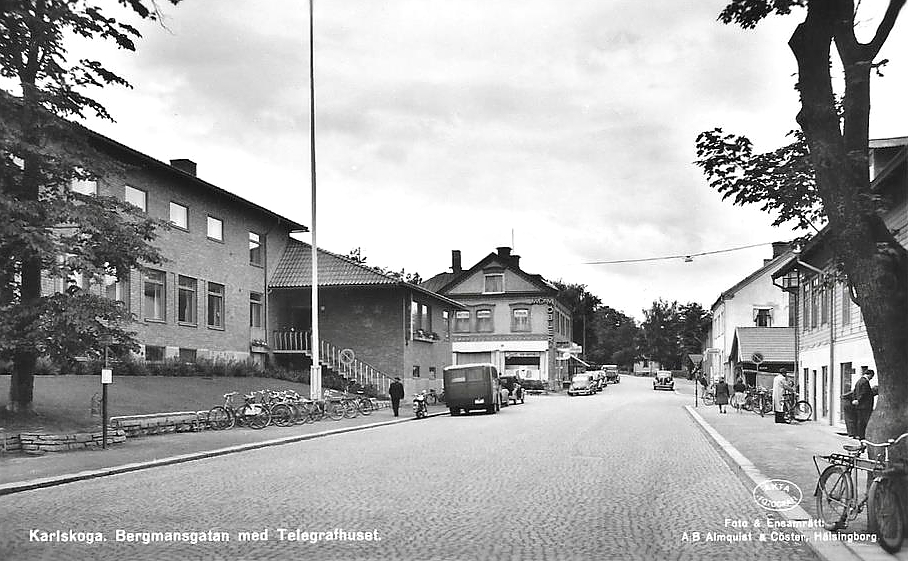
0, 375, 311, 434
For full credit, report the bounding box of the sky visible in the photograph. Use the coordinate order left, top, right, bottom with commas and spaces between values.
68, 0, 908, 321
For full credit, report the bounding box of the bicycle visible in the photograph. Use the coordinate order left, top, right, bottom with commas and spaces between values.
814, 432, 908, 553
263, 389, 296, 428
207, 391, 271, 430
781, 390, 812, 422
307, 396, 345, 422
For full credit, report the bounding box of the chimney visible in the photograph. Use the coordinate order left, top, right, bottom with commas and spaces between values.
451, 250, 462, 273
170, 159, 197, 177
511, 254, 520, 268
772, 241, 790, 258
496, 246, 512, 260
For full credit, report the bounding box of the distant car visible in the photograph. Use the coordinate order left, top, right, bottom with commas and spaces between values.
568, 374, 595, 396
499, 374, 526, 405
604, 365, 620, 384
653, 370, 674, 391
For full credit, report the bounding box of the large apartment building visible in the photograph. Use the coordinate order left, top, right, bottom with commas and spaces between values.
61, 130, 306, 364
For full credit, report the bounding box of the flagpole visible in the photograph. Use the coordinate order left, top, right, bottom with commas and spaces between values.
309, 0, 321, 400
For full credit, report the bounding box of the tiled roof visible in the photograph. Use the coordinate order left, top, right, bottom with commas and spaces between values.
269, 240, 400, 288
731, 327, 795, 363
421, 272, 457, 293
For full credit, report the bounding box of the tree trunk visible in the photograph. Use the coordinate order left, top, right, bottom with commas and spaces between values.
789, 1, 908, 448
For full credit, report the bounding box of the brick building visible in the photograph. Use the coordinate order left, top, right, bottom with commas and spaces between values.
422, 247, 574, 389
63, 130, 306, 364
268, 241, 465, 396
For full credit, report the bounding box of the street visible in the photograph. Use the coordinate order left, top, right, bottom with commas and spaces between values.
1, 376, 820, 561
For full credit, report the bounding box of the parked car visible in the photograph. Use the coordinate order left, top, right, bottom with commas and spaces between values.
604, 365, 620, 384
443, 363, 504, 415
653, 370, 674, 391
567, 373, 595, 396
499, 374, 526, 405
522, 379, 546, 394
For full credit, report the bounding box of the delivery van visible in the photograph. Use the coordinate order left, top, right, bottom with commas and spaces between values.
443, 363, 503, 415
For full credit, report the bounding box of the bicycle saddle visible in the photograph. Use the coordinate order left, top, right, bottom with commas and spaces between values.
843, 443, 863, 453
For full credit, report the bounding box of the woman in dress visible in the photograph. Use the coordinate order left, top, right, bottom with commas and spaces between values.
715, 377, 731, 414
732, 377, 747, 413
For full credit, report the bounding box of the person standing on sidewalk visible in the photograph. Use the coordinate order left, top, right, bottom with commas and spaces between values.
772, 369, 792, 424
715, 377, 730, 414
732, 377, 747, 413
389, 377, 405, 417
851, 369, 877, 439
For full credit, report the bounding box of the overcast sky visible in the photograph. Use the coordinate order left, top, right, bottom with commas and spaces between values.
72, 0, 907, 320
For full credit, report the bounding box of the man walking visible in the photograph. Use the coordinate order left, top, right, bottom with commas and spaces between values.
851, 369, 877, 440
389, 377, 404, 417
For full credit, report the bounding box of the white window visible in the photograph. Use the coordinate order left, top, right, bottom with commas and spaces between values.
170, 202, 188, 229
125, 185, 146, 211
250, 292, 263, 328
103, 273, 129, 309
483, 274, 504, 293
71, 178, 97, 196
249, 232, 263, 265
144, 270, 166, 321
207, 216, 223, 241
454, 311, 471, 333
178, 275, 197, 325
753, 307, 773, 327
207, 282, 225, 328
512, 308, 530, 332
476, 309, 493, 332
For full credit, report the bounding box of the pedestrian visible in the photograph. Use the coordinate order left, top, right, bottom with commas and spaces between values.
772, 369, 792, 424
851, 369, 877, 440
715, 377, 730, 414
389, 377, 404, 417
733, 377, 747, 413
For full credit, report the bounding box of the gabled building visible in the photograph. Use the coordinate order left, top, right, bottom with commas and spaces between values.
268, 241, 465, 396
423, 247, 574, 389
728, 327, 795, 388
770, 136, 906, 426
705, 242, 795, 381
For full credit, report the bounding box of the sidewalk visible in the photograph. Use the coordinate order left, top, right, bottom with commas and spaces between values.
681, 380, 907, 561
0, 402, 448, 494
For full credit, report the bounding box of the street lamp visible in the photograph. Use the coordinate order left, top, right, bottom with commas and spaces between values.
773, 267, 800, 402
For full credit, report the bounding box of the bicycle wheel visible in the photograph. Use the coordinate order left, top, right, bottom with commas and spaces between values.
270, 404, 294, 427
792, 400, 812, 422
868, 476, 906, 553
358, 398, 374, 416
244, 405, 271, 430
816, 465, 855, 528
327, 401, 345, 421
342, 399, 359, 419
701, 392, 714, 406
741, 396, 754, 412
207, 406, 233, 430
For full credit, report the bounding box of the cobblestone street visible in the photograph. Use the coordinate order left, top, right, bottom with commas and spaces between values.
0, 376, 820, 560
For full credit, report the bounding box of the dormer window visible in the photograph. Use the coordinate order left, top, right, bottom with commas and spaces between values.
483, 273, 504, 293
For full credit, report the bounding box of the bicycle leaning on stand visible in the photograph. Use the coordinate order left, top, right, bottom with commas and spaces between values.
814, 432, 908, 553
207, 391, 271, 430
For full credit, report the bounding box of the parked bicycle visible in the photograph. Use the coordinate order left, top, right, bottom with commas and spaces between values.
814, 432, 908, 553
208, 391, 271, 430
781, 390, 812, 422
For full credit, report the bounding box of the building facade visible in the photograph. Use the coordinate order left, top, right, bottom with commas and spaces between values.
61, 131, 306, 364
423, 247, 574, 388
704, 242, 794, 381
771, 137, 906, 426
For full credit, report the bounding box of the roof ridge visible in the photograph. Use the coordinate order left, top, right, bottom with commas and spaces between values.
286, 239, 403, 283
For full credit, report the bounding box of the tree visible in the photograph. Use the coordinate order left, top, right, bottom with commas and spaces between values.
588, 306, 638, 370
0, 1, 179, 413
345, 247, 422, 284
676, 302, 712, 359
638, 299, 681, 370
696, 0, 907, 443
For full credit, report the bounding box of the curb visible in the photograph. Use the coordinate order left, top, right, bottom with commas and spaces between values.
684, 406, 895, 561
0, 410, 448, 496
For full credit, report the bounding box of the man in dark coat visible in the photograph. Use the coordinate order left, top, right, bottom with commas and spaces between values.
851, 369, 876, 439
389, 377, 405, 417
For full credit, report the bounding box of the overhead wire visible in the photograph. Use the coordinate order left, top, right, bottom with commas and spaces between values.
582, 241, 777, 265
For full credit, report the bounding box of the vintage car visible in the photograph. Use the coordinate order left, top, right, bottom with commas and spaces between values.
499, 374, 526, 405
567, 373, 595, 396
604, 365, 620, 384
653, 370, 675, 391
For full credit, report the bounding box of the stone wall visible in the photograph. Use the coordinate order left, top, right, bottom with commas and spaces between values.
16, 429, 126, 454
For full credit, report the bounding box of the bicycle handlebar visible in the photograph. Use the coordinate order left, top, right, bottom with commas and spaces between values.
861, 432, 908, 449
